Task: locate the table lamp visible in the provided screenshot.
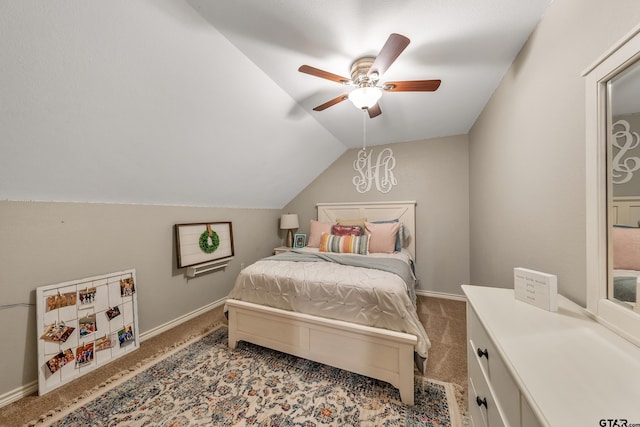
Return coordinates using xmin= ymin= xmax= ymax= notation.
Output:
xmin=280 ymin=214 xmax=299 ymax=247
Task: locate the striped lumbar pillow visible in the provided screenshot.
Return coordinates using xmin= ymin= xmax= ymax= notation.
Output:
xmin=318 ymin=232 xmax=369 ymax=255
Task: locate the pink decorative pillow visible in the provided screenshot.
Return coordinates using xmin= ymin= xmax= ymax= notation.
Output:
xmin=331 ymin=224 xmax=363 ymax=236
xmin=307 ymin=220 xmax=332 ymax=248
xmin=319 ymin=233 xmax=369 ymax=255
xmin=612 ymin=226 xmax=640 ymax=270
xmin=365 ymin=221 xmax=401 ymax=254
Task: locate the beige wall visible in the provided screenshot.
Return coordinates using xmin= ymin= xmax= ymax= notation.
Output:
xmin=284 ymin=135 xmax=470 ymax=297
xmin=0 ymin=201 xmax=281 ymax=396
xmin=469 ymin=0 xmax=640 ymax=305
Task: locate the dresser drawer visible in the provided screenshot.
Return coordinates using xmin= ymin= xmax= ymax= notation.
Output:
xmin=468 ymin=305 xmax=492 ymax=375
xmin=468 ymin=305 xmax=520 ymax=427
xmin=468 ymin=341 xmax=506 ymax=427
xmin=468 ymin=374 xmax=488 ymax=427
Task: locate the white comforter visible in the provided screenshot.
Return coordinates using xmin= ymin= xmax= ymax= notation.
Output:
xmin=225 ymin=248 xmax=431 ymax=361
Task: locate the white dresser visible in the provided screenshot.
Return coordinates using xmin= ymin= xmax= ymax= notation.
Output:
xmin=462 ymin=285 xmax=640 ymax=427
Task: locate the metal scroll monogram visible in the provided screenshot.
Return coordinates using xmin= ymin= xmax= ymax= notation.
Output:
xmin=352 ymin=148 xmax=398 ymax=193
xmin=612 ymin=119 xmax=640 ymax=184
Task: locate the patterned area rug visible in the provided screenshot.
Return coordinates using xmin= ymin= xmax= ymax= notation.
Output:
xmin=39 ymin=325 xmax=461 ymax=426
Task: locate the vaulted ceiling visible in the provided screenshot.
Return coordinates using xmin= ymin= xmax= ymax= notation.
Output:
xmin=189 ymin=0 xmax=554 ymax=148
xmin=1 ymin=1 xmax=553 ymax=209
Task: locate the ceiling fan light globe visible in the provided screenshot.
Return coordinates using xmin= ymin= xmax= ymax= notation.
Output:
xmin=348 ymin=87 xmax=382 ymax=109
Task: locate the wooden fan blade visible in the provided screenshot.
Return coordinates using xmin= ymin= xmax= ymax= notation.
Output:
xmin=298 ymin=65 xmax=350 ymax=85
xmin=369 ymin=33 xmax=410 ymax=77
xmin=312 ymin=94 xmax=349 ymax=111
xmin=383 ymin=80 xmax=442 ymax=92
xmin=367 ymin=103 xmax=382 ymax=118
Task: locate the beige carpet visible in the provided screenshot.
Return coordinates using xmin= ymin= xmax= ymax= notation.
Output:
xmin=0 ymin=295 xmax=467 ymax=426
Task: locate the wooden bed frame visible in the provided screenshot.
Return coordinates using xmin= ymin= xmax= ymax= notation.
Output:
xmin=227 ymin=201 xmax=419 ymax=405
xmin=612 ymin=196 xmax=640 ymax=227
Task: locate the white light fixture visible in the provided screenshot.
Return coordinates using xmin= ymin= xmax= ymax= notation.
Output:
xmin=348 ymin=86 xmax=382 ymax=110
xmin=280 ymin=213 xmax=299 ymax=247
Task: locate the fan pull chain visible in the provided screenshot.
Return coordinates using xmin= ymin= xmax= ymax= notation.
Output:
xmin=362 ymin=109 xmax=367 ymax=151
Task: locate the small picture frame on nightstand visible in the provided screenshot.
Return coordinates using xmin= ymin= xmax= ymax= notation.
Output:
xmin=293 ymin=233 xmax=306 ymax=248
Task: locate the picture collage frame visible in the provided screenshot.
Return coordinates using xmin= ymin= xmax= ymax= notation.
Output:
xmin=36 ymin=269 xmax=139 ymax=395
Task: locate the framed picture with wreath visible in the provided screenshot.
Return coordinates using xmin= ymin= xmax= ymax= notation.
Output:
xmin=175 ymin=222 xmax=234 ymax=268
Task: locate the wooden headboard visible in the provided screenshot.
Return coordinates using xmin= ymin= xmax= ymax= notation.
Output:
xmin=612 ymin=196 xmax=640 ymax=227
xmin=316 ymin=201 xmax=416 ymax=258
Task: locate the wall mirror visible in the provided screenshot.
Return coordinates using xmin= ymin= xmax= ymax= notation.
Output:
xmin=609 ymin=60 xmax=640 ymax=311
xmin=585 ymin=24 xmax=640 ymax=346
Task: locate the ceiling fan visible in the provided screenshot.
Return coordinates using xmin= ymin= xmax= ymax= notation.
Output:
xmin=298 ymin=33 xmax=441 ymax=118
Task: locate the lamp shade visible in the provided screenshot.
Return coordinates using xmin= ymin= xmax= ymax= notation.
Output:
xmin=349 ymin=86 xmax=382 ymax=109
xmin=280 ymin=214 xmax=299 ymax=230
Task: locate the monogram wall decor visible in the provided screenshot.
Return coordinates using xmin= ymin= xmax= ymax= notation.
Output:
xmin=611 ymin=119 xmax=640 ymax=184
xmin=352 ymin=147 xmax=398 ymax=193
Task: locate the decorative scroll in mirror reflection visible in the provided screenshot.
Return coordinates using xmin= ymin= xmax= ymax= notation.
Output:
xmin=608 ymin=59 xmax=640 ymax=312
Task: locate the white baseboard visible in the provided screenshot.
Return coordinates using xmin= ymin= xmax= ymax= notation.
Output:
xmin=140 ymin=297 xmax=226 ymax=342
xmin=0 ymin=381 xmax=37 ymax=408
xmin=416 ymin=289 xmax=467 ymax=302
xmin=0 ymin=298 xmax=227 ymax=409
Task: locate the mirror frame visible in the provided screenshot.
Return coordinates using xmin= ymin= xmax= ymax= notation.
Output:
xmin=585 ymin=23 xmax=640 ymax=346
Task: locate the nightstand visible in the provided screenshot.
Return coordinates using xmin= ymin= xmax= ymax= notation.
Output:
xmin=274 ymin=246 xmax=292 ymax=254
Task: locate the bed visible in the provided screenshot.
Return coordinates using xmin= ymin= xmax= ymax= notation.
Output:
xmin=225 ymin=201 xmax=428 ymax=405
xmin=611 ymin=221 xmax=640 ymax=312
xmin=612 ymin=270 xmax=639 ymax=307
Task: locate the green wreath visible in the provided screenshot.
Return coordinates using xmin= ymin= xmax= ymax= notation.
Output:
xmin=199 ymin=230 xmax=220 ymax=254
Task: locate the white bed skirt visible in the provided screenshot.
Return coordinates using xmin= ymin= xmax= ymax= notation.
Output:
xmin=226 ymin=299 xmax=418 ymax=405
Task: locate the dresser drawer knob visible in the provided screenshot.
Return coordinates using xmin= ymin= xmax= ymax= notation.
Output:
xmin=476 ymin=396 xmax=488 ymax=409
xmin=476 ymin=347 xmax=489 ymax=359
